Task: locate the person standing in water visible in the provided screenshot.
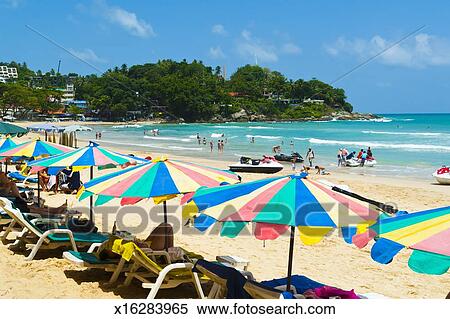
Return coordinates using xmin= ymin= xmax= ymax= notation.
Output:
xmin=209 ymin=141 xmax=213 ymax=152
xmin=337 ymin=149 xmax=343 ymax=167
xmin=306 ymin=148 xmax=315 ymax=167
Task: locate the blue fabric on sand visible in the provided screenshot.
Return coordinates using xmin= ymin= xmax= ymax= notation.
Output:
xmin=261 ymin=275 xmax=325 ymax=294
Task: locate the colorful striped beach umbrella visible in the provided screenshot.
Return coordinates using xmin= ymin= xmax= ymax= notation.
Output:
xmin=353 ymin=206 xmax=450 ymax=275
xmin=184 ymin=173 xmax=380 ymax=291
xmin=27 ymin=141 xmax=146 ymax=174
xmin=0 ymin=139 xmax=73 ymax=204
xmin=28 ymin=141 xmax=148 ymax=220
xmin=78 ymin=157 xmax=240 ymax=204
xmin=78 ymin=157 xmax=240 ymax=249
xmin=0 ymin=139 xmax=72 ymax=158
xmin=0 ymin=137 xmax=16 ymax=152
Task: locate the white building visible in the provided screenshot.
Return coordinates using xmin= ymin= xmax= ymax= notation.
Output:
xmin=0 ymin=65 xmax=18 ymax=80
xmin=303 ymin=98 xmax=325 ymax=104
xmin=59 ymin=84 xmax=75 ymax=102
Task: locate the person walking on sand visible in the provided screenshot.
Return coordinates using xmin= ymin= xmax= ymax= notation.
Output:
xmin=291 ymin=156 xmax=297 ymax=171
xmin=209 ymin=141 xmax=213 ymax=152
xmin=306 ymin=148 xmax=315 ymax=167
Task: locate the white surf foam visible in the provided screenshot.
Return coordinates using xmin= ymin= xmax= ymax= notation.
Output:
xmin=308 ymin=138 xmax=450 ymax=152
xmin=144 ymin=136 xmax=192 ymax=142
xmin=245 ymin=134 xmax=282 ymax=140
xmin=362 ymin=130 xmax=443 ymax=136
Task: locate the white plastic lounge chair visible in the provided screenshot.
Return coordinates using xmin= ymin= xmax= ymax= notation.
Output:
xmin=0 ymin=197 xmax=108 ymax=261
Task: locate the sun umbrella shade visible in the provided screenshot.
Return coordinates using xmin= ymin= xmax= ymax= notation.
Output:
xmin=62 ymin=125 xmax=92 ymax=132
xmin=0 ymin=122 xmax=28 ymax=137
xmin=27 ymin=141 xmax=147 ymax=173
xmin=353 ymin=206 xmax=450 ymax=275
xmin=0 ymin=137 xmax=17 ymax=152
xmin=0 ymin=139 xmax=73 ymax=158
xmin=27 ymin=123 xmax=63 ymax=132
xmin=185 ymin=174 xmax=380 ymax=244
xmin=78 ymin=158 xmax=240 ymax=204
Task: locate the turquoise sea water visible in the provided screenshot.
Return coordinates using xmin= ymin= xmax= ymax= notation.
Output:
xmin=79 ymin=113 xmax=450 ymax=179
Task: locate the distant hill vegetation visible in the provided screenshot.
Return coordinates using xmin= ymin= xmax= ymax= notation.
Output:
xmin=0 ymin=60 xmax=356 ymax=122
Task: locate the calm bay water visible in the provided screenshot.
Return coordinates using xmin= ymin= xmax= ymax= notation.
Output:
xmin=79 ymin=113 xmax=450 ymax=179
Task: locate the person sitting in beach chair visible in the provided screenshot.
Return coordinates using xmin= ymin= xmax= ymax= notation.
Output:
xmin=59 ymin=168 xmax=82 ymax=194
xmin=63 ymin=223 xmax=204 ymax=288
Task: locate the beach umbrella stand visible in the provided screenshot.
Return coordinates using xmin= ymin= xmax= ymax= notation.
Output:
xmin=286 ymin=226 xmax=295 ymax=291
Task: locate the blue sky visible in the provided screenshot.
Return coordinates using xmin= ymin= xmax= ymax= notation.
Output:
xmin=1 ymin=0 xmax=450 ymax=114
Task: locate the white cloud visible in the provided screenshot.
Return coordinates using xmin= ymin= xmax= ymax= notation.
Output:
xmin=281 ymin=42 xmax=301 ymax=54
xmin=237 ymin=30 xmax=278 ymax=63
xmin=212 ymin=24 xmax=227 ymax=36
xmin=105 ymin=6 xmax=155 ymax=38
xmin=209 ymin=46 xmax=226 ymax=59
xmin=325 ymin=33 xmax=450 ymax=68
xmin=68 ymin=48 xmax=106 ymax=63
xmin=92 ymin=0 xmax=155 ymax=38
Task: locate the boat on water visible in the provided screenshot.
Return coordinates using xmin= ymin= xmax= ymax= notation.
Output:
xmin=229 ymin=156 xmax=284 ymax=174
xmin=112 ymin=124 xmax=143 ymax=129
xmin=274 ymin=152 xmax=304 ymax=163
xmin=433 ymin=166 xmax=450 ymax=185
xmin=345 ymin=158 xmax=377 ymax=167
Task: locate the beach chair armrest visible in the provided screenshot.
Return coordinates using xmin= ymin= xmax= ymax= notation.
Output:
xmin=26 ymin=229 xmax=77 ymax=261
xmin=87 ymin=242 xmax=103 ymax=253
xmin=143 ymin=263 xmax=197 ymax=299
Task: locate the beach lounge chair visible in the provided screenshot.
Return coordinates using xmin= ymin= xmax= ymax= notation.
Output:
xmin=99 ymin=240 xmax=206 ymax=299
xmin=63 ymin=224 xmax=204 ymax=286
xmin=8 ymin=171 xmax=38 ymax=184
xmin=0 ymin=197 xmax=108 ymax=261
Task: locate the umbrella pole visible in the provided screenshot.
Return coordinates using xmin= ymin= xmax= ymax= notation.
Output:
xmin=163 ymin=201 xmax=168 ymax=251
xmin=89 ymin=166 xmax=94 ymax=222
xmin=37 ymin=171 xmax=41 ymax=207
xmin=286 ymin=226 xmax=296 ymax=293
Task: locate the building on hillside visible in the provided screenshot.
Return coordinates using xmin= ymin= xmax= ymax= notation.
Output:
xmin=0 ymin=65 xmax=18 ymax=82
xmin=64 ymin=99 xmax=88 ymax=109
xmin=57 ymin=83 xmax=75 ymax=102
xmin=303 ymin=98 xmax=325 ymax=104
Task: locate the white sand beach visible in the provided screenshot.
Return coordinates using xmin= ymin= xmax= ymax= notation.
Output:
xmin=0 ymin=134 xmax=449 ymax=299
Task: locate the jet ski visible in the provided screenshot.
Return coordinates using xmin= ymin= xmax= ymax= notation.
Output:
xmin=433 ymin=166 xmax=450 ymax=185
xmin=274 ymin=152 xmax=304 ymax=163
xmin=345 ymin=158 xmax=377 ymax=167
xmin=229 ymin=156 xmax=284 ymax=174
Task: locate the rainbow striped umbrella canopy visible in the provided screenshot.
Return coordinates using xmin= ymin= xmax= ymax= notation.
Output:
xmin=184 ymin=173 xmax=381 ymax=291
xmin=184 ymin=173 xmax=380 ymax=244
xmin=27 ymin=141 xmax=147 ymax=174
xmin=353 ymin=206 xmax=450 ymax=275
xmin=78 ymin=157 xmax=240 ymax=206
xmin=0 ymin=137 xmax=16 ymax=153
xmin=0 ymin=139 xmax=73 ymax=158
